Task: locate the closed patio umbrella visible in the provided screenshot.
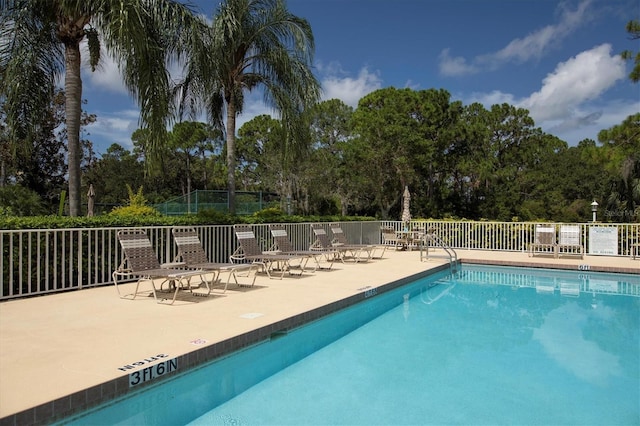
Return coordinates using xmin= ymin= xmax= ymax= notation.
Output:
xmin=401 ymin=185 xmax=411 ymax=224
xmin=87 ymin=184 xmax=95 ymax=217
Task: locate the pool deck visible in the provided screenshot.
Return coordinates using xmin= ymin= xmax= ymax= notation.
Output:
xmin=1 ymin=249 xmax=638 ymax=425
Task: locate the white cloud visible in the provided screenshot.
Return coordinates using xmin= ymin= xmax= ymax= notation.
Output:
xmin=85 ymin=110 xmax=140 ymax=151
xmin=544 ymin=101 xmax=639 ymax=144
xmin=438 ymin=49 xmax=478 ymax=77
xmin=466 ymin=90 xmax=516 ymax=107
xmin=320 ymin=66 xmax=383 ymax=107
xmin=439 ymin=0 xmax=592 ymax=76
xmin=80 ymin=41 xmax=128 ymax=95
xmin=547 ymin=111 xmax=602 ymax=133
xmin=461 ymin=44 xmax=633 ymax=145
xmin=404 ymin=79 xmax=420 ymax=90
xmin=520 ymin=44 xmax=626 ymax=123
xmin=482 ymin=0 xmax=591 ymax=66
xmin=533 ymin=303 xmax=622 ymax=386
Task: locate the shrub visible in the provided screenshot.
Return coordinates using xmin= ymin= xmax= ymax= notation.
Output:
xmin=197 ymin=208 xmax=235 ymax=225
xmin=109 ymin=185 xmax=160 ymax=217
xmin=252 ymin=207 xmax=286 ymax=223
xmin=0 ymin=185 xmax=47 ymax=216
xmin=109 ymin=204 xmax=161 ymax=217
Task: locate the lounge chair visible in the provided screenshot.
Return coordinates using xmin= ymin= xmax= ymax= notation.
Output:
xmin=172 ymin=227 xmax=258 ymax=292
xmin=529 ymin=224 xmax=557 ymax=257
xmin=113 ymin=229 xmax=208 ymax=304
xmin=329 ymin=223 xmax=381 ymax=259
xmin=557 ymin=224 xmax=583 ymax=259
xmin=381 ymin=226 xmax=406 ymax=251
xmin=310 ymin=223 xmax=368 ymax=263
xmin=231 ymin=225 xmax=313 ymax=279
xmin=269 ymin=224 xmax=335 ymax=270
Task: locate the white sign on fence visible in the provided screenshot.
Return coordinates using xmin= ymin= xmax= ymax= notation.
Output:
xmin=588 ymin=226 xmax=618 ymax=255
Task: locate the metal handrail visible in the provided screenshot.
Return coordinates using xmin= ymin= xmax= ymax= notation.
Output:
xmin=420 ymin=230 xmax=458 ymax=271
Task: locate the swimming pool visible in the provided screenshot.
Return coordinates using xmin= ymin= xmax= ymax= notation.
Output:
xmin=63 ymin=265 xmax=640 ymax=425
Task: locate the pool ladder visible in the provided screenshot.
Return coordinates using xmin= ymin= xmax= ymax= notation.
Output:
xmin=420 ymin=231 xmax=459 ymax=272
xmin=420 ymin=269 xmax=465 ymax=305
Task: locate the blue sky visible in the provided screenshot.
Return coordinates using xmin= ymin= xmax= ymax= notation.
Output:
xmin=81 ymin=0 xmax=640 ymax=155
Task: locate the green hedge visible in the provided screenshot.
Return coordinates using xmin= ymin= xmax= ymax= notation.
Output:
xmin=0 ymin=208 xmax=376 ymax=230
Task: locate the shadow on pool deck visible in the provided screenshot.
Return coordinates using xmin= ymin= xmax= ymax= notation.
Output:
xmin=0 ymin=249 xmax=638 ymax=425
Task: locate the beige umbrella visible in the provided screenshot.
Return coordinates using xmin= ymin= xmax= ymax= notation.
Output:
xmin=87 ymin=184 xmax=95 ymax=217
xmin=401 ymin=185 xmax=411 ymax=224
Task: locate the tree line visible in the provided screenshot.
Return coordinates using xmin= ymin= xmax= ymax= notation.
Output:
xmin=8 ymin=87 xmax=635 ymax=223
xmin=109 ymin=92 xmax=640 ymax=222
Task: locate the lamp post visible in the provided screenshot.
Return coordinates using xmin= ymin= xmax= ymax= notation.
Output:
xmin=591 ymin=200 xmax=598 ymax=222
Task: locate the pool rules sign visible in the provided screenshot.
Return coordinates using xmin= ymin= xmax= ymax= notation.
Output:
xmin=589 ymin=226 xmax=618 ymax=255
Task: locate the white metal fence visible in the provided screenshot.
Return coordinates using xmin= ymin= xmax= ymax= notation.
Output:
xmin=1 ymin=221 xmax=638 ymax=300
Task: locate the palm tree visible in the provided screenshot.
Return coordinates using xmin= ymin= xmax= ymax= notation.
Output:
xmin=177 ymin=0 xmax=320 ymax=214
xmin=0 ymin=0 xmax=205 ymax=216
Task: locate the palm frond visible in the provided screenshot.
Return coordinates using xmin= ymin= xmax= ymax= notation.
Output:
xmin=96 ymin=0 xmax=205 ymax=158
xmin=0 ymin=0 xmax=64 ymax=146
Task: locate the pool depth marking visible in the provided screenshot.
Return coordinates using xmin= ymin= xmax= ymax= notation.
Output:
xmin=117 ymin=354 xmax=171 ymax=372
xmin=116 ymin=354 xmax=179 ymax=387
xmin=357 ymin=285 xmax=378 ymax=298
xmin=128 ymin=357 xmax=178 ymax=387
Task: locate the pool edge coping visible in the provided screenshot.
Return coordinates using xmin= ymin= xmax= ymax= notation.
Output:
xmin=460 ymin=258 xmax=640 ymax=275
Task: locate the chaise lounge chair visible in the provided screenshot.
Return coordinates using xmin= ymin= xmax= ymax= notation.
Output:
xmin=381 ymin=226 xmax=407 ymax=251
xmin=269 ymin=224 xmax=335 ymax=270
xmin=310 ymin=223 xmax=368 ymax=263
xmin=172 ymin=227 xmax=258 ymax=292
xmin=557 ymin=224 xmax=583 ymax=259
xmin=529 ymin=224 xmax=557 ymax=257
xmin=113 ymin=229 xmax=209 ymax=305
xmin=231 ymin=225 xmax=313 ymax=279
xmin=329 ymin=223 xmax=382 ymax=259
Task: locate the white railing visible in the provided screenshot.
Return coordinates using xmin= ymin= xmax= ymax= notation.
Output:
xmin=389 ymin=221 xmax=639 ymax=255
xmin=1 ymin=221 xmax=638 ymax=300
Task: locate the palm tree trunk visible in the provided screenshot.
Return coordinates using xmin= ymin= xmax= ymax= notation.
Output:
xmin=226 ymin=103 xmax=237 ymax=215
xmin=201 ymin=152 xmax=208 ymax=189
xmin=341 ymin=196 xmax=348 ymax=216
xmin=65 ymin=41 xmax=83 ymax=216
xmin=186 ymin=155 xmax=192 ymax=213
xmin=0 ymin=159 xmax=5 ymax=187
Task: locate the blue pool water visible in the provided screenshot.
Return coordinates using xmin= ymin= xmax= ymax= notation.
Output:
xmin=65 ymin=265 xmax=640 ymax=425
